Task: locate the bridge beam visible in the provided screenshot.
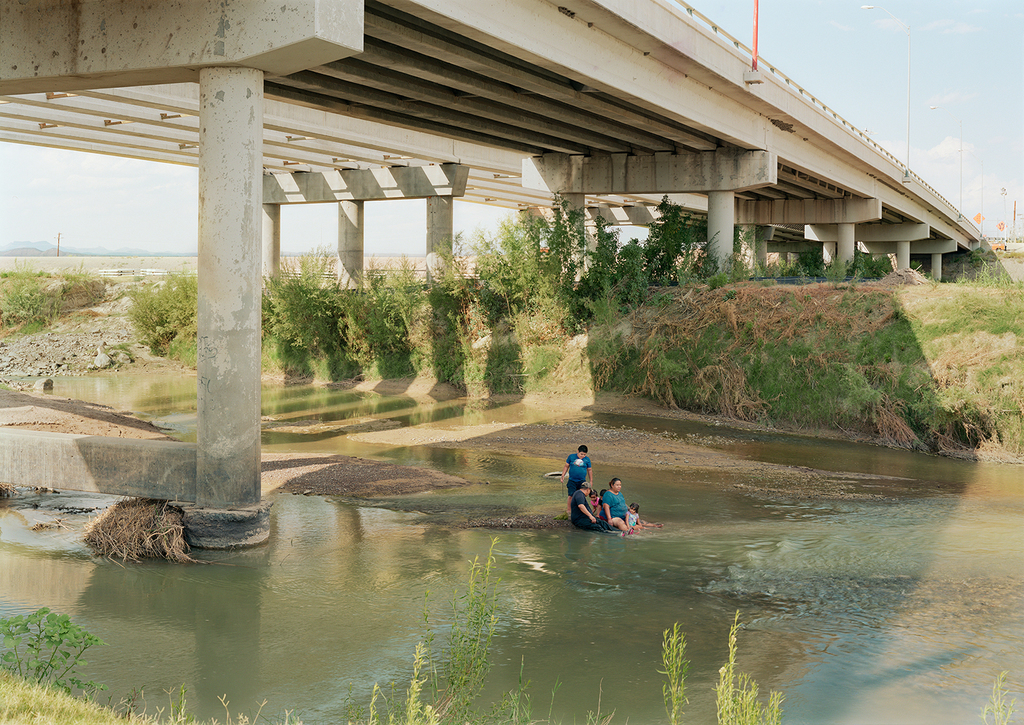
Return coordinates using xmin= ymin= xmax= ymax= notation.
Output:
xmin=585 ymin=205 xmax=657 ymax=226
xmin=263 ymin=165 xmax=470 ymax=204
xmin=0 ymin=1 xmax=363 ymax=95
xmin=523 ymin=150 xmax=778 ymax=196
xmin=736 ymin=198 xmax=882 ymax=226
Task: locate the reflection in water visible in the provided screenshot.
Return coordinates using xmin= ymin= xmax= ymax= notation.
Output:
xmin=0 ymin=376 xmax=1020 ymax=723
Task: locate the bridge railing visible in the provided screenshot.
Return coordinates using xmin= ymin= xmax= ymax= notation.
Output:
xmin=669 ymin=1 xmax=971 ymax=228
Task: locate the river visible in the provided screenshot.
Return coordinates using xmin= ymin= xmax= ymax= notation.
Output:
xmin=1 ymin=374 xmax=1021 ymax=724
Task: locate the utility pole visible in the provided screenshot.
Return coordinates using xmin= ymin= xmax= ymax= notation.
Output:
xmin=56 ymin=232 xmax=61 ymax=258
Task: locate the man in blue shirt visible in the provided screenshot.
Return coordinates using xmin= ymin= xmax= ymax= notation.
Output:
xmin=560 ymin=444 xmax=592 ymax=514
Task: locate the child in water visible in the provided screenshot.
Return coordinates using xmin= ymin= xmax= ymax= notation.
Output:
xmin=627 ymin=502 xmax=663 ymax=530
xmin=596 ymin=489 xmax=608 ymax=520
xmin=589 ymin=488 xmax=602 ymax=513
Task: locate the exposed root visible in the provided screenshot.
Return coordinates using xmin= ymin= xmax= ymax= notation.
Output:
xmin=84 ymin=498 xmax=197 ymax=563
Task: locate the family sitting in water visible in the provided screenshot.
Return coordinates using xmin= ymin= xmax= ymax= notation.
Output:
xmin=561 ymin=445 xmax=661 ymax=535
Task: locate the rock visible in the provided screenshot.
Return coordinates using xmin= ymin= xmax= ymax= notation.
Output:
xmin=93 ymin=342 xmax=111 ymax=369
xmin=33 ymin=378 xmax=54 ymax=391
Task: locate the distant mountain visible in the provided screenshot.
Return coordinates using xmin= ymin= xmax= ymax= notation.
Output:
xmin=0 ymin=241 xmax=195 ymax=257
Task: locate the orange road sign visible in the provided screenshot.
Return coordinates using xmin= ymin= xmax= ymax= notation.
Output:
xmin=997 ymin=222 xmax=1006 ymax=232
xmin=974 ymin=213 xmax=984 ymax=224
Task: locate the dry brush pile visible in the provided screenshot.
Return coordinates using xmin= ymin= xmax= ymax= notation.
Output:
xmin=84 ymin=498 xmax=196 ymax=563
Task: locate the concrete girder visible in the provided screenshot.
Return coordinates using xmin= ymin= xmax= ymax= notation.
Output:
xmin=263 ymin=165 xmax=469 ymax=203
xmin=355 ymin=38 xmax=677 ymax=153
xmin=586 ymin=205 xmax=656 ymax=226
xmin=767 ymin=242 xmax=823 ymax=254
xmin=76 ymin=85 xmax=530 ymax=174
xmin=806 ymin=223 xmax=931 ymax=243
xmin=0 ymin=1 xmax=363 ymax=95
xmin=736 ymin=198 xmax=882 ymax=226
xmin=271 ymin=72 xmax=589 ymax=155
xmin=523 ymin=150 xmax=778 ymax=196
xmin=861 ymin=239 xmax=957 ymax=255
xmin=311 ymin=59 xmax=634 ymax=154
xmin=361 ymin=8 xmax=718 ymax=152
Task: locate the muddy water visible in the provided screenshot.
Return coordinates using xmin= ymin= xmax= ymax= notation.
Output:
xmin=1 ymin=374 xmax=1022 ymax=724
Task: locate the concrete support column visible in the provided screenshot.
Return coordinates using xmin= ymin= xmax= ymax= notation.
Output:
xmin=426 ymin=195 xmax=454 ymax=282
xmin=897 ymin=241 xmax=911 ymax=270
xmin=262 ymin=204 xmax=281 ymax=279
xmin=754 ymin=226 xmax=768 ymax=270
xmin=707 ymin=190 xmax=735 ymax=271
xmin=196 ymin=66 xmax=263 ymax=511
xmin=338 ymin=200 xmax=364 ymax=289
xmin=837 ymin=222 xmax=856 ymax=268
xmin=931 ymin=253 xmax=943 ymax=281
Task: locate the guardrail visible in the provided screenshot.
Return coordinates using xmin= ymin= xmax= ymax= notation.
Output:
xmin=669 ymin=1 xmax=973 ymax=231
xmin=97 ymin=268 xmax=171 ymax=277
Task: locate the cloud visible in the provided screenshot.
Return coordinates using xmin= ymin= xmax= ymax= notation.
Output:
xmin=828 ymin=20 xmax=854 ymax=32
xmin=922 ymin=19 xmax=982 ymax=34
xmin=926 ymin=91 xmax=981 ymax=107
xmin=926 ymin=137 xmax=963 ymax=162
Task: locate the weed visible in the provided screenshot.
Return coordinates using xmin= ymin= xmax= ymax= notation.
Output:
xmin=715 ymin=613 xmax=784 ymax=725
xmin=0 ymin=608 xmax=107 ymax=697
xmin=660 ymin=623 xmax=689 ymax=725
xmin=982 ymin=671 xmax=1017 ymax=725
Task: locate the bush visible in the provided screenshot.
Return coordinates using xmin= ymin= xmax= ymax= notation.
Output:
xmin=0 ymin=608 xmax=106 ymax=697
xmin=128 ymin=273 xmax=198 ymax=360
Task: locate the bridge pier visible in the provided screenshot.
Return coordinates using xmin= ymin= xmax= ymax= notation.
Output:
xmin=837 ymin=223 xmax=856 ymax=267
xmin=262 ymin=204 xmax=282 ymax=280
xmin=339 ymin=200 xmax=365 ymax=289
xmin=196 ymin=66 xmax=264 ymax=524
xmin=708 ymin=191 xmax=736 ymax=270
xmin=426 ymin=195 xmax=455 ymax=282
xmin=932 ymin=253 xmax=943 ymax=281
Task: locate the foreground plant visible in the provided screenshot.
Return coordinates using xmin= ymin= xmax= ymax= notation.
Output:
xmin=715 ymin=613 xmax=783 ymax=725
xmin=0 ymin=607 xmax=107 ymax=697
xmin=660 ymin=623 xmax=689 ymax=725
xmin=982 ymin=671 xmax=1017 ymax=725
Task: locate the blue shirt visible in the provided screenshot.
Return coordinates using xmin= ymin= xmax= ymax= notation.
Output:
xmin=566 ymin=454 xmax=591 ymax=483
xmin=602 ymin=490 xmax=627 ymax=520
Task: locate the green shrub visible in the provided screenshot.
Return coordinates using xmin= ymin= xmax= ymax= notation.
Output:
xmin=128 ymin=273 xmax=198 ymax=359
xmin=0 ymin=608 xmax=106 ymax=697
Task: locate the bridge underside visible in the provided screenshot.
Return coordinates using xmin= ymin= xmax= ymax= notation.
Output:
xmin=0 ymin=0 xmax=980 ymax=545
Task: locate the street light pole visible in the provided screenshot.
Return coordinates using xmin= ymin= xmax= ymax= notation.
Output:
xmin=930 ymin=105 xmax=963 ymax=220
xmin=862 ymin=5 xmax=912 ymax=182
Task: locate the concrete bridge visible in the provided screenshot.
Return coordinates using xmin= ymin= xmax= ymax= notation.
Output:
xmin=0 ymin=0 xmax=980 ymax=546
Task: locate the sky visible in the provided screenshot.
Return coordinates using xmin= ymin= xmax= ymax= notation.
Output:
xmin=0 ymin=0 xmax=1021 ymax=255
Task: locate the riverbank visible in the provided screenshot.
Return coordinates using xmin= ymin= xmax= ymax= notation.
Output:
xmin=3 ymin=261 xmax=1022 ymax=470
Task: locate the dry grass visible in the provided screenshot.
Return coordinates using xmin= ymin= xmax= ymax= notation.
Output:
xmin=597 ymin=283 xmax=901 ymax=424
xmin=0 ymin=482 xmax=16 ymax=498
xmin=83 ymin=498 xmax=197 ymax=563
